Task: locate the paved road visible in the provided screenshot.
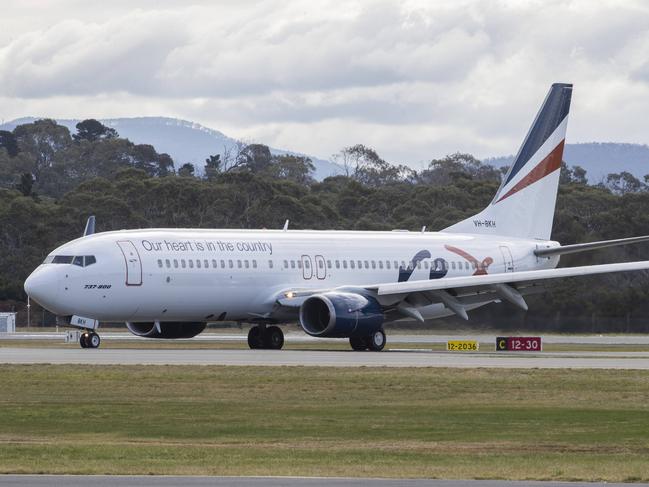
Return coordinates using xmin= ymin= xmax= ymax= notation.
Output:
xmin=3 ymin=331 xmax=649 ymax=344
xmin=2 ymin=347 xmax=649 ymax=368
xmin=1 ymin=476 xmax=647 ymax=487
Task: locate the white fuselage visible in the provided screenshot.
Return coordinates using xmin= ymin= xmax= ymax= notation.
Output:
xmin=25 ymin=229 xmax=560 ymax=324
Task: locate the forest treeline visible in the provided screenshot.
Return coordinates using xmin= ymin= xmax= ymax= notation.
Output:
xmin=2 ymin=118 xmax=649 ymax=331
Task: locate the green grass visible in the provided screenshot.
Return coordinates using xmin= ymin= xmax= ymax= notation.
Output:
xmin=1 ymin=365 xmax=649 ymax=480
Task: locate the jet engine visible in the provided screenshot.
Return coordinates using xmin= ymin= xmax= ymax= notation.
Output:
xmin=126 ymin=321 xmax=207 ymax=339
xmin=299 ymin=291 xmax=384 ymax=338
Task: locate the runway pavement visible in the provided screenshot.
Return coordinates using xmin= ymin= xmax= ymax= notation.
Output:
xmin=3 ymin=331 xmax=649 ymax=344
xmin=1 ymin=477 xmax=648 ymax=487
xmin=2 ymin=347 xmax=649 ymax=368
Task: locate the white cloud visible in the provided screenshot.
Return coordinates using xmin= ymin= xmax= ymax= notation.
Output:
xmin=1 ymin=0 xmax=649 ymax=163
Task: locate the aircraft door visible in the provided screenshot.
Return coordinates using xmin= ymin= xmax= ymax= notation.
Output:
xmin=117 ymin=240 xmax=143 ymax=286
xmin=301 ymin=255 xmax=313 ymax=280
xmin=315 ymin=255 xmax=326 ymax=280
xmin=499 ymin=245 xmax=514 ymax=272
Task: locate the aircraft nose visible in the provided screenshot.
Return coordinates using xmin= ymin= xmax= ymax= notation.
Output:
xmin=24 ymin=267 xmax=60 ymax=310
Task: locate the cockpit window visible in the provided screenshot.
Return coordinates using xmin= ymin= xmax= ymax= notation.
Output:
xmin=46 ymin=255 xmax=97 ymax=267
xmin=51 ymin=255 xmax=74 ymax=264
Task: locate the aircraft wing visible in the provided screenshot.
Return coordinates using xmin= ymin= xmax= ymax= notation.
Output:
xmin=365 ymin=260 xmax=649 ymax=321
xmin=371 ymin=260 xmax=649 ymax=296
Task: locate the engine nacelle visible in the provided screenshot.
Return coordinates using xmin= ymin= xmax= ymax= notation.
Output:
xmin=299 ymin=291 xmax=384 ymax=338
xmin=126 ymin=321 xmax=206 ymax=339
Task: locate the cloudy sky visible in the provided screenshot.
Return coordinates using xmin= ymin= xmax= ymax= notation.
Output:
xmin=1 ymin=0 xmax=649 ymax=166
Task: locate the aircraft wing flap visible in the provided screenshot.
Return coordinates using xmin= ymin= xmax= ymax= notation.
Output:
xmin=372 ymin=260 xmax=649 ymax=296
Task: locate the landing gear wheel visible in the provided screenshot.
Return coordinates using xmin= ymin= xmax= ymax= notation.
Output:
xmin=264 ymin=326 xmax=284 ymax=350
xmin=79 ymin=333 xmax=89 ymax=348
xmin=247 ymin=326 xmax=264 ymax=349
xmin=367 ymin=329 xmax=386 ymax=352
xmin=89 ymin=332 xmax=101 ymax=349
xmin=349 ymin=335 xmax=368 ymax=351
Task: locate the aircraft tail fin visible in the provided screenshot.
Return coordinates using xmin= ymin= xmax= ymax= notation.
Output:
xmin=443 ymin=83 xmax=573 ymax=240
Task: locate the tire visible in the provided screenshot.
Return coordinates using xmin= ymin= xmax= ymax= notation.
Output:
xmin=80 ymin=333 xmax=89 ymax=348
xmin=89 ymin=333 xmax=101 ymax=349
xmin=247 ymin=326 xmax=263 ymax=349
xmin=349 ymin=335 xmax=368 ymax=351
xmin=367 ymin=329 xmax=386 ymax=352
xmin=265 ymin=326 xmax=284 ymax=350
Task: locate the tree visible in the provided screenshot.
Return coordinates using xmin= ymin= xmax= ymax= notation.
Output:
xmin=418 ymin=153 xmax=500 ymax=186
xmin=15 ymin=173 xmax=34 ymax=197
xmin=602 ymin=171 xmax=644 ymax=195
xmin=265 ymin=155 xmax=315 ymax=184
xmin=13 ymin=119 xmax=72 ymax=182
xmin=73 ymin=119 xmax=118 ymax=142
xmin=0 ymin=130 xmax=19 ymax=157
xmin=204 ymin=154 xmax=221 ymax=180
xmin=178 ymin=163 xmax=195 ymax=177
xmin=332 ymin=144 xmax=410 ymax=186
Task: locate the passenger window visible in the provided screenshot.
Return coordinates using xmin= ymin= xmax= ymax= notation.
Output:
xmin=343 ymin=260 xmax=348 ymax=269
xmin=85 ymin=256 xmax=96 ymax=266
xmin=304 ymin=260 xmax=310 ymax=269
xmin=350 ymin=260 xmax=355 ymax=269
xmin=364 ymin=260 xmax=369 ymax=269
xmin=197 ymin=260 xmax=202 ymax=269
xmin=157 ymin=259 xmax=163 ymax=268
xmin=417 ymin=261 xmax=422 ymax=269
xmin=73 ymin=256 xmax=84 ymax=267
xmin=357 ymin=260 xmax=362 ymax=269
xmin=451 ymin=262 xmax=456 ymax=270
xmin=244 ymin=260 xmax=249 ymax=269
xmin=335 ymin=260 xmax=340 ymax=269
xmin=424 ymin=261 xmax=429 ymax=269
xmin=298 ymin=260 xmax=303 ymax=269
xmin=371 ymin=261 xmax=376 ymax=269
xmin=378 ymin=261 xmax=383 ymax=269
xmin=253 ymin=260 xmax=257 ymax=269
xmin=290 ymin=260 xmax=295 ymax=269
xmin=228 ymin=259 xmax=233 ymax=269
xmin=221 ymin=260 xmax=226 ymax=268
xmin=204 ymin=259 xmax=209 ymax=268
xmin=237 ymin=260 xmax=242 ymax=269
xmin=188 ymin=260 xmax=194 ymax=269
xmin=386 ymin=261 xmax=391 ymax=269
xmin=181 ymin=259 xmax=186 ymax=268
xmin=465 ymin=262 xmax=470 ymax=270
xmin=395 ymin=261 xmax=399 ymax=269
xmin=165 ymin=259 xmax=171 ymax=268
xmin=212 ymin=259 xmax=217 ymax=268
xmin=268 ymin=260 xmax=273 ymax=269
xmin=283 ymin=260 xmax=288 ymax=269
xmin=318 ymin=260 xmax=324 ymax=269
xmin=173 ymin=259 xmax=179 ymax=269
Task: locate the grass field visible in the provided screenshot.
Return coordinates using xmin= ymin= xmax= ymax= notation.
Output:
xmin=1 ymin=365 xmax=649 ymax=481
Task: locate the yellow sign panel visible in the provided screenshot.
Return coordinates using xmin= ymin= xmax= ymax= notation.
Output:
xmin=446 ymin=340 xmax=479 ymax=352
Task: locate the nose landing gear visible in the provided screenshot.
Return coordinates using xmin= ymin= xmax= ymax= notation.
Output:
xmin=80 ymin=331 xmax=101 ymax=349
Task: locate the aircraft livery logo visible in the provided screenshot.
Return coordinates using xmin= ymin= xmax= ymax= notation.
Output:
xmin=445 ymin=245 xmax=493 ymax=275
xmin=397 ymin=245 xmax=494 ymax=282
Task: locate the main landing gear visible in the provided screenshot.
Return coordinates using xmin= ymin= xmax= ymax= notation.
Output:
xmin=349 ymin=329 xmax=386 ymax=352
xmin=80 ymin=331 xmax=101 ymax=349
xmin=248 ymin=325 xmax=284 ymax=350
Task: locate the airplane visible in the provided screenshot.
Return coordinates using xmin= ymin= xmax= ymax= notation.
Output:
xmin=24 ymin=83 xmax=649 ymax=350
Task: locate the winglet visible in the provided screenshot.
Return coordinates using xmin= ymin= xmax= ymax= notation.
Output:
xmin=83 ymin=216 xmax=96 ymax=236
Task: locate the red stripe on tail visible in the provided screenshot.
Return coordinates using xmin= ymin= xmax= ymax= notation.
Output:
xmin=496 ymin=140 xmax=565 ymax=203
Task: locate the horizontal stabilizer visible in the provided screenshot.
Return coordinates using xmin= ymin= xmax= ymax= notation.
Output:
xmin=535 ymin=235 xmax=649 ymax=257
